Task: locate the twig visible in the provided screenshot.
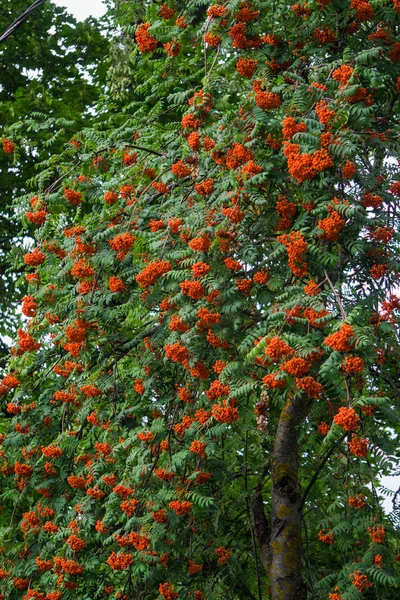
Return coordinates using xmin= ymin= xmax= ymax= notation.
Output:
xmin=44 ymin=161 xmax=81 ymax=195
xmin=324 ymin=269 xmax=346 ymax=320
xmin=206 ymin=44 xmax=221 ymax=81
xmin=31 ymin=355 xmax=63 ymax=392
xmin=0 ymin=0 xmax=46 ymax=44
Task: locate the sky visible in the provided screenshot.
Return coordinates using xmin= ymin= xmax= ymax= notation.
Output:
xmin=52 ymin=0 xmax=107 ymax=20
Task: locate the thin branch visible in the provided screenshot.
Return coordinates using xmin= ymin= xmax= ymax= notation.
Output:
xmin=324 ymin=269 xmax=347 ymax=320
xmin=244 ymin=430 xmax=263 ymax=600
xmin=300 ymin=433 xmax=346 ymax=508
xmin=0 ymin=0 xmax=47 ymax=45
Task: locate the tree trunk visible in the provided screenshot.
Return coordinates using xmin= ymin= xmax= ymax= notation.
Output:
xmin=269 ymin=393 xmax=312 ymax=600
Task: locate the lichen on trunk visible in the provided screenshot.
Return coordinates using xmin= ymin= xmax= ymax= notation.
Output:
xmin=269 ymin=394 xmax=313 ymax=600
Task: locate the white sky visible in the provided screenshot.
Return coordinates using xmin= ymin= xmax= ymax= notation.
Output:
xmin=52 ymin=0 xmax=107 ymax=20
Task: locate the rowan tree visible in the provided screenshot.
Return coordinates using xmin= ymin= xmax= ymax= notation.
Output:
xmin=1 ymin=1 xmax=400 ymax=600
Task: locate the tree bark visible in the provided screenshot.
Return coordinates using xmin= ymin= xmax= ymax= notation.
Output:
xmin=269 ymin=393 xmax=313 ymax=600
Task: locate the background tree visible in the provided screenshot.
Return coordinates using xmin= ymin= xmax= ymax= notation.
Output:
xmin=0 ymin=0 xmax=108 ymax=362
xmin=0 ymin=1 xmax=400 ymax=600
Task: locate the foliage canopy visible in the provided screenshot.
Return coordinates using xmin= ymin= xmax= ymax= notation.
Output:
xmin=0 ymin=1 xmax=400 ymax=599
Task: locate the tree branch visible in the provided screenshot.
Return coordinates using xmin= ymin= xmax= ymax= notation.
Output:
xmin=300 ymin=433 xmax=346 ymax=509
xmin=0 ymin=0 xmax=47 ymax=45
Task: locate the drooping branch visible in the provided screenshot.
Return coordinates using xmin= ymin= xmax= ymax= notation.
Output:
xmin=0 ymin=0 xmax=47 ymax=45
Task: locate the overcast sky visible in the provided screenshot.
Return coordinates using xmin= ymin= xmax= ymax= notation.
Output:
xmin=53 ymin=0 xmax=107 ymax=20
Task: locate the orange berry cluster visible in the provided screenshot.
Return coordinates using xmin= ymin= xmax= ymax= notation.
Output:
xmin=212 ymin=401 xmax=239 ymax=423
xmin=370 ymin=264 xmax=388 ymax=280
xmin=341 ymin=160 xmax=356 ymax=179
xmin=120 ymin=499 xmax=139 ymax=516
xmin=253 ymin=269 xmax=268 ymax=284
xmin=67 ymin=535 xmax=85 ymax=551
xmin=106 ymin=551 xmax=133 ymax=570
xmin=122 ymin=151 xmax=137 ymax=166
xmin=282 ymin=116 xmax=306 ymax=139
xmin=26 ymin=209 xmax=47 ymax=225
xmin=317 ymin=422 xmax=330 ymax=436
xmin=159 ymin=582 xmax=179 ymax=600
xmin=318 ymin=530 xmax=334 ymax=544
xmin=333 ymin=407 xmax=360 ymax=431
xmin=350 ymin=0 xmax=375 ymax=21
xmin=2 ymin=138 xmax=15 ymax=153
xmin=348 ymin=494 xmax=366 ymax=509
xmin=253 ymin=81 xmax=281 ymax=110
xmin=187 ymin=132 xmax=200 ymax=150
xmin=171 ymin=160 xmax=191 ymax=177
xmin=318 ymin=209 xmax=345 ymax=242
xmin=228 ymin=22 xmax=261 ymax=49
xmin=21 ymin=295 xmax=37 ymax=317
xmin=342 ymin=355 xmax=364 ymax=374
xmin=136 ymin=260 xmax=172 ymax=288
xmin=194 ymin=178 xmax=214 ymax=196
xmin=315 ymin=101 xmax=335 ymax=126
xmin=368 ymin=525 xmax=385 ymax=543
xmin=296 ymin=376 xmax=324 ymax=398
xmin=284 ymin=142 xmax=333 ymax=182
xmin=206 ymin=380 xmax=230 ymax=400
xmin=324 ymin=323 xmax=354 ymax=352
xmin=204 ymin=32 xmax=221 ymax=47
xmin=41 ymin=445 xmax=62 ymax=458
xmin=159 ymin=4 xmax=175 ymax=19
xmin=54 ymin=557 xmax=84 ymax=574
xmin=70 ymin=259 xmax=94 ymax=279
xmin=280 ymin=357 xmax=310 ymax=377
xmin=109 ymin=277 xmax=126 ymax=293
xmin=135 ymin=23 xmax=157 ymax=53
xmin=81 ymin=384 xmax=103 ymax=397
xmin=169 ymin=315 xmax=189 ymax=332
xmin=179 ymin=280 xmax=205 ymax=299
xmin=16 ymin=329 xmax=40 ymax=354
xmin=347 ymin=434 xmax=368 ymax=457
xmin=278 ymin=231 xmax=308 ymax=278
xmin=164 ymin=41 xmax=181 ymax=57
xmin=332 ymin=65 xmax=354 ymax=84
xmin=196 ymin=308 xmax=220 ymax=328
xmin=265 ymin=337 xmax=293 ymax=361
xmin=181 ymin=113 xmax=201 ymax=129
xmin=189 ymin=440 xmax=207 ymax=458
xmin=241 ymin=160 xmax=263 ymax=177
xmin=236 ymin=58 xmax=258 ymax=78
xmin=64 ymin=188 xmax=82 ymax=205
xmin=169 ymin=500 xmax=193 ymax=515
xmin=236 ymin=279 xmax=252 ymax=295
xmin=350 ymin=571 xmax=372 ymax=592
xmin=207 ymin=5 xmax=227 ymax=18
xmin=188 ymin=234 xmax=211 ymax=252
xmin=24 ymin=247 xmax=46 ymax=266
xmin=67 ymin=475 xmax=86 ymax=489
xmin=226 ymin=143 xmax=253 ymax=169
xmin=215 ymin=546 xmax=230 ymax=564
